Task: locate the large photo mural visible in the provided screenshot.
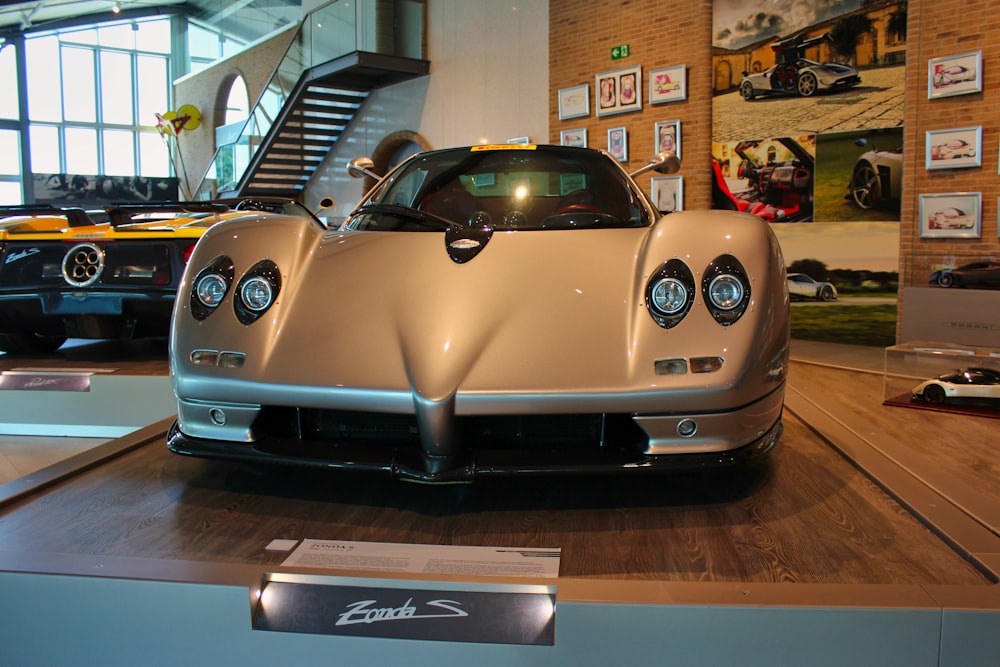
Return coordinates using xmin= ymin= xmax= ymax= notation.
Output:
xmin=713 ymin=0 xmax=907 ymax=345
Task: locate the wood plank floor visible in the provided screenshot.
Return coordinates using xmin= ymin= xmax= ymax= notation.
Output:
xmin=0 ymin=406 xmax=988 ymax=585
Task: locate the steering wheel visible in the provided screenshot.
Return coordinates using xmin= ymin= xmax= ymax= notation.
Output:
xmin=553 ymin=203 xmax=607 ymax=215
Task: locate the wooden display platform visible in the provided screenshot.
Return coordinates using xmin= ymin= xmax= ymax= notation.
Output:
xmin=0 ymin=355 xmax=997 ymax=665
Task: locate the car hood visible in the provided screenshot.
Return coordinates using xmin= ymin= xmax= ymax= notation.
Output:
xmin=0 ymin=211 xmax=245 ymax=240
xmin=173 ymin=211 xmax=789 ymax=409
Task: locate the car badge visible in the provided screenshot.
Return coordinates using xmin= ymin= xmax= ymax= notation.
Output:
xmin=444 ymin=216 xmax=493 ymax=264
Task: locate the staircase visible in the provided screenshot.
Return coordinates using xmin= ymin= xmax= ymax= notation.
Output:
xmin=232 ymin=51 xmax=428 ymax=199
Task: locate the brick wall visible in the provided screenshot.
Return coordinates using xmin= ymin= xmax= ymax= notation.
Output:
xmin=549 ymin=0 xmax=713 ymax=208
xmin=900 ymin=0 xmax=1000 ymax=313
xmin=551 ymin=0 xmax=1000 ymax=343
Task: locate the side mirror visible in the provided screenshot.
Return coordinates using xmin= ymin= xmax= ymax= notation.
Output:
xmin=347 ymin=157 xmax=380 ymax=180
xmin=629 ymin=152 xmax=681 ymax=179
xmin=855 ymin=138 xmax=869 ymax=148
xmin=312 ymin=196 xmax=334 ymax=216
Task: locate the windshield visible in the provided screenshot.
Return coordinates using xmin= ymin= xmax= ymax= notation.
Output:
xmin=346 ymin=145 xmax=651 ymax=232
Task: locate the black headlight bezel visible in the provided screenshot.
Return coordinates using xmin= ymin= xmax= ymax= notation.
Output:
xmin=645 ymin=259 xmax=696 ymax=329
xmin=702 ymin=254 xmax=751 ymax=326
xmin=234 ymin=259 xmax=281 ymax=325
xmin=189 ymin=255 xmax=234 ymax=321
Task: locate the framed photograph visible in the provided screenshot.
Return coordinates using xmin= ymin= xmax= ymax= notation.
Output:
xmin=651 ymin=175 xmax=683 ymax=214
xmin=928 ymin=51 xmax=982 ymax=99
xmin=649 ymin=65 xmax=686 ymax=104
xmin=607 ymin=127 xmax=627 ymax=162
xmin=596 ymin=65 xmax=642 ymax=117
xmin=654 ymin=120 xmax=681 ymax=158
xmin=926 ymin=127 xmax=981 ymax=170
xmin=559 ymin=128 xmax=587 ymax=148
xmin=919 ymin=192 xmax=981 ymax=238
xmin=506 ymin=136 xmax=529 ymax=144
xmin=557 ymin=84 xmax=590 ymax=120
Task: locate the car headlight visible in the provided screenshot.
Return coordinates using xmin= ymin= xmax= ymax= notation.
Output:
xmin=234 ymin=259 xmax=281 ymax=324
xmin=708 ymin=274 xmax=744 ymax=310
xmin=189 ymin=255 xmax=234 ymax=321
xmin=646 ymin=259 xmax=695 ymax=329
xmin=702 ymin=255 xmax=751 ymax=326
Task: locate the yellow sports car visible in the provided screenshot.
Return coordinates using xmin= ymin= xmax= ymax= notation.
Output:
xmin=0 ymin=199 xmax=319 ymax=354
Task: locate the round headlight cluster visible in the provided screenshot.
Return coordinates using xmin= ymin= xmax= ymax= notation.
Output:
xmin=702 ymin=255 xmax=751 ymax=325
xmin=234 ymin=259 xmax=281 ymax=324
xmin=189 ymin=255 xmax=234 ymax=321
xmin=651 ymin=278 xmax=688 ymax=316
xmin=196 ymin=273 xmax=229 ymax=308
xmin=240 ymin=276 xmax=274 ymax=312
xmin=708 ymin=274 xmax=744 ymax=311
xmin=645 ymin=259 xmax=695 ymax=329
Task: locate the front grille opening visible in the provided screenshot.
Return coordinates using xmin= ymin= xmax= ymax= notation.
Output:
xmin=252 ymin=407 xmax=648 ymax=452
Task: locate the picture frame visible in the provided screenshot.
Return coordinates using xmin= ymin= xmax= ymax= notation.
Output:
xmin=651 ymin=175 xmax=683 ymax=214
xmin=649 ymin=64 xmax=686 ymax=105
xmin=557 ymin=84 xmax=590 ymax=120
xmin=919 ymin=192 xmax=981 ymax=238
xmin=928 ymin=51 xmax=982 ymax=99
xmin=596 ymin=65 xmax=642 ymax=117
xmin=654 ymin=120 xmax=681 ymax=158
xmin=607 ymin=127 xmax=628 ymax=162
xmin=559 ymin=128 xmax=587 ymax=148
xmin=506 ymin=136 xmax=530 ymax=144
xmin=925 ymin=127 xmax=982 ymax=170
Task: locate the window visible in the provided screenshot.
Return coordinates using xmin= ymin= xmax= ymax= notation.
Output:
xmin=25 ymin=17 xmax=173 ymax=179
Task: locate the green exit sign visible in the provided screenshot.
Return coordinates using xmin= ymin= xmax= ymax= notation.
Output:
xmin=611 ymin=44 xmax=631 ymax=60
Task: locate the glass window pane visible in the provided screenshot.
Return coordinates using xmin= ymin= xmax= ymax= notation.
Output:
xmin=0 ymin=45 xmax=18 ymax=120
xmin=29 ymin=125 xmax=61 ymax=173
xmin=26 ymin=36 xmax=62 ymax=122
xmin=103 ymin=129 xmax=135 ymax=176
xmin=138 ymin=131 xmax=169 ymax=177
xmin=98 ymin=23 xmax=135 ymax=50
xmin=134 ymin=19 xmax=171 ymax=54
xmin=61 ymin=46 xmax=96 ymax=122
xmin=0 ymin=130 xmax=21 ymax=176
xmin=65 ymin=127 xmax=98 ymax=174
xmin=100 ymin=51 xmax=134 ymax=125
xmin=60 ymin=28 xmax=97 ymax=45
xmin=0 ymin=181 xmax=23 ymax=205
xmin=137 ymin=55 xmax=168 ymax=127
xmin=189 ymin=24 xmax=219 ymax=60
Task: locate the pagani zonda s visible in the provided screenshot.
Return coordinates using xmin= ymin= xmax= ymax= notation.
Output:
xmin=168 ymin=145 xmax=790 ymax=482
xmin=912 ymin=368 xmax=1000 ymax=404
xmin=0 ymin=200 xmax=317 ymax=354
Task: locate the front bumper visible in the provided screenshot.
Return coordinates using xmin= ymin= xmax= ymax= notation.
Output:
xmin=168 ymin=385 xmax=785 ymax=482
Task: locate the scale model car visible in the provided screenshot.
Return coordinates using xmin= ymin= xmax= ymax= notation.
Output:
xmin=167 ymin=144 xmax=790 ymax=482
xmin=930 ymin=261 xmax=1000 ymax=289
xmin=912 ymin=367 xmax=1000 ymax=404
xmin=740 ymin=58 xmax=860 ymax=100
xmin=932 ymin=65 xmax=976 ymax=88
xmin=786 ymin=273 xmax=837 ymax=301
xmin=0 ymin=199 xmax=318 ymax=354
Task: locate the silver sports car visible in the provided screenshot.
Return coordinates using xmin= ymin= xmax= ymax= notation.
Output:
xmin=740 ymin=59 xmax=861 ymax=100
xmin=167 ymin=145 xmax=789 ymax=482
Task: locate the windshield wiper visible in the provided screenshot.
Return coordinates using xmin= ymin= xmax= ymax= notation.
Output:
xmin=352 ymin=203 xmax=457 ymax=230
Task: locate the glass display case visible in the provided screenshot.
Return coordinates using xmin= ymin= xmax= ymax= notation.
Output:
xmin=884 ymin=341 xmax=1000 ymax=416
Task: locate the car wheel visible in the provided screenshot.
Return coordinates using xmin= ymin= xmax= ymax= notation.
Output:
xmin=819 ymin=285 xmax=835 ymax=301
xmin=797 ymin=72 xmax=818 ymax=97
xmin=938 ymin=272 xmax=955 ymax=288
xmin=0 ymin=331 xmax=67 ymax=355
xmin=740 ymin=81 xmax=755 ymax=101
xmin=850 ymin=162 xmax=880 ymax=209
xmin=922 ymin=384 xmax=946 ymax=404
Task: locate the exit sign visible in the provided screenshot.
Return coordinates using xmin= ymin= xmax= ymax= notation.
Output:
xmin=611 ymin=44 xmax=631 ymax=60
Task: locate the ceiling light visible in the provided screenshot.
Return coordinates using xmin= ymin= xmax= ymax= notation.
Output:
xmin=112 ymin=2 xmax=122 ymax=13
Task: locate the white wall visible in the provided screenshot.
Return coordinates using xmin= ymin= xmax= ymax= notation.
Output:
xmin=304 ymin=0 xmax=549 ymax=219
